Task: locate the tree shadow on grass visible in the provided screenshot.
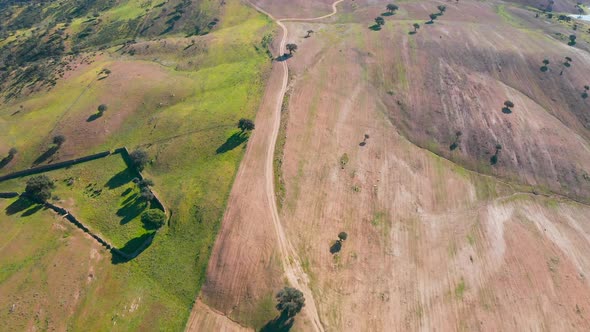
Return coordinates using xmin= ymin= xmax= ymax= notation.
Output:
xmin=408 ymin=31 xmax=417 ymax=35
xmin=369 ymin=24 xmax=382 ymax=31
xmin=116 ymin=198 xmax=147 ymax=225
xmin=32 ymin=146 xmax=59 ymax=166
xmin=111 ymin=231 xmax=155 ymax=264
xmin=121 ymin=193 xmax=138 ymax=205
xmin=105 ymin=169 xmax=134 ymax=189
xmin=5 ymin=196 xmax=34 ymax=216
xmin=501 ymin=107 xmax=512 ymax=114
xmin=382 ymin=12 xmax=394 ymax=16
xmin=216 ymin=132 xmax=248 ymax=154
xmin=260 ymin=312 xmax=295 ymax=332
xmin=86 ymin=112 xmax=102 ymax=122
xmin=21 ymin=204 xmax=44 ymax=217
xmin=0 ymin=154 xmax=14 ymax=169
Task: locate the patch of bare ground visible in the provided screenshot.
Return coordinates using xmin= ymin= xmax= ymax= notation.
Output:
xmin=185 ymin=299 xmax=252 ymax=331
xmin=274 ymin=0 xmax=590 ymax=330
xmin=250 ymin=0 xmax=335 ymax=19
xmin=191 ymin=0 xmax=590 ymax=330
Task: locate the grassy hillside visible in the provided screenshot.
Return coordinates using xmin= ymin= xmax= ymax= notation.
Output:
xmin=0 ymin=0 xmax=275 ymax=330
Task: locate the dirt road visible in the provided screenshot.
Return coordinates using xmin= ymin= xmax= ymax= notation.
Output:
xmin=250 ymin=2 xmax=346 ymax=331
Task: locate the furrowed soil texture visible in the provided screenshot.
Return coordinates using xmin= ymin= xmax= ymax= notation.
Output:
xmin=188 ymin=0 xmax=590 ymax=331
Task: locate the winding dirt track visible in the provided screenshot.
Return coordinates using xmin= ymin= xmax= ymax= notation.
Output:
xmin=248 ymin=1 xmax=345 ymax=331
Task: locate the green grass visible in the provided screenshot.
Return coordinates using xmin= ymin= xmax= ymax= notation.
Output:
xmin=0 ymin=0 xmax=275 ymax=329
xmin=0 ymin=154 xmax=150 ymax=250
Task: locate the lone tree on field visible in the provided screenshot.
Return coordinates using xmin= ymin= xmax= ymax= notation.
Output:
xmin=569 ymin=34 xmax=577 ymax=45
xmin=97 ymin=104 xmax=108 ymax=113
xmin=541 ymin=59 xmax=550 ymax=72
xmin=238 ymin=118 xmax=255 ymax=132
xmin=582 ymin=85 xmax=589 ymax=99
xmin=25 ymin=175 xmax=55 ymax=201
xmin=560 ymin=56 xmax=572 ymax=75
xmin=286 ymin=43 xmax=298 ymax=55
xmin=502 ymin=100 xmax=515 ymax=113
xmin=8 ymin=147 xmax=18 ymax=156
xmin=386 ymin=4 xmax=399 ymax=14
xmin=437 ymin=5 xmax=447 ymax=15
xmin=141 ymin=209 xmax=166 ymax=229
xmin=413 ymin=23 xmax=420 ymax=33
xmin=275 ymin=287 xmax=305 ymax=318
xmin=53 ymin=135 xmax=66 ymax=147
xmin=376 ymin=16 xmax=385 ymax=26
xmin=129 ymin=149 xmax=149 ymax=171
xmin=338 ymin=231 xmax=348 ymax=241
xmin=429 ymin=13 xmax=438 ymax=23
xmin=305 ymin=29 xmax=314 ymax=38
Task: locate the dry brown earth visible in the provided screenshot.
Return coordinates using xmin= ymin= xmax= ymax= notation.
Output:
xmin=189 ymin=0 xmax=590 ymax=331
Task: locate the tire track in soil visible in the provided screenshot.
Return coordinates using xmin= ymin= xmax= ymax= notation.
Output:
xmin=247 ymin=1 xmax=345 ymax=331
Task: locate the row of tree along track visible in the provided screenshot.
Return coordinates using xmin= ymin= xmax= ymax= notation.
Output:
xmin=0 ymin=147 xmax=168 ymax=261
xmin=246 ymin=1 xmax=345 ymax=331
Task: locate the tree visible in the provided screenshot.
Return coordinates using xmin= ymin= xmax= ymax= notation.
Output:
xmin=129 ymin=149 xmax=149 ymax=171
xmin=429 ymin=13 xmax=437 ymax=23
xmin=375 ymin=16 xmax=385 ymax=26
xmin=286 ymin=43 xmax=298 ymax=55
xmin=97 ymin=104 xmax=108 ymax=113
xmin=413 ymin=23 xmax=420 ymax=32
xmin=569 ymin=34 xmax=577 ymax=45
xmin=437 ymin=5 xmax=447 ymax=14
xmin=237 ymin=118 xmax=255 ymax=132
xmin=305 ymin=29 xmax=314 ymax=38
xmin=338 ymin=231 xmax=348 ymax=241
xmin=137 ymin=178 xmax=154 ymax=189
xmin=540 ymin=59 xmax=549 ymax=72
xmin=25 ymin=175 xmax=55 ymax=201
xmin=504 ymin=100 xmax=514 ymax=108
xmin=8 ymin=147 xmax=17 ymax=156
xmin=275 ymin=287 xmax=305 ymax=318
xmin=53 ymin=135 xmax=66 ymax=147
xmin=141 ymin=209 xmax=166 ymax=228
xmin=386 ymin=4 xmax=399 ymax=13
xmin=140 ymin=187 xmax=155 ymax=202
xmin=542 ymin=59 xmax=549 ymax=65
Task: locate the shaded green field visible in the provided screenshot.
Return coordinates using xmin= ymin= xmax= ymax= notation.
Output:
xmin=0 ymin=154 xmax=152 ymax=251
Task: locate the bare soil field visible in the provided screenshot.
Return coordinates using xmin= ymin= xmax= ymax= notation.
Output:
xmin=192 ymin=0 xmax=590 ymax=331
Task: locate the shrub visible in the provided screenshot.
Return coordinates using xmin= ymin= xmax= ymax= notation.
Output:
xmin=340 ymin=153 xmax=349 ymax=169
xmin=141 ymin=209 xmax=166 ymax=228
xmin=97 ymin=104 xmax=108 ymax=113
xmin=276 ymin=287 xmax=305 ymax=318
xmin=25 ymin=175 xmax=55 ymax=201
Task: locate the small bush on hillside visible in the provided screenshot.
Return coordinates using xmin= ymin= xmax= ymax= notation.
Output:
xmin=25 ymin=175 xmax=55 ymax=201
xmin=97 ymin=104 xmax=108 ymax=113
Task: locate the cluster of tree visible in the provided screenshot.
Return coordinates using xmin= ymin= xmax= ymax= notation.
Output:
xmin=135 ymin=178 xmax=155 ymax=203
xmin=428 ymin=5 xmax=446 ymax=24
xmin=372 ymin=4 xmax=399 ymax=31
xmin=286 ymin=43 xmax=298 ymax=55
xmin=275 ymin=287 xmax=305 ymax=318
